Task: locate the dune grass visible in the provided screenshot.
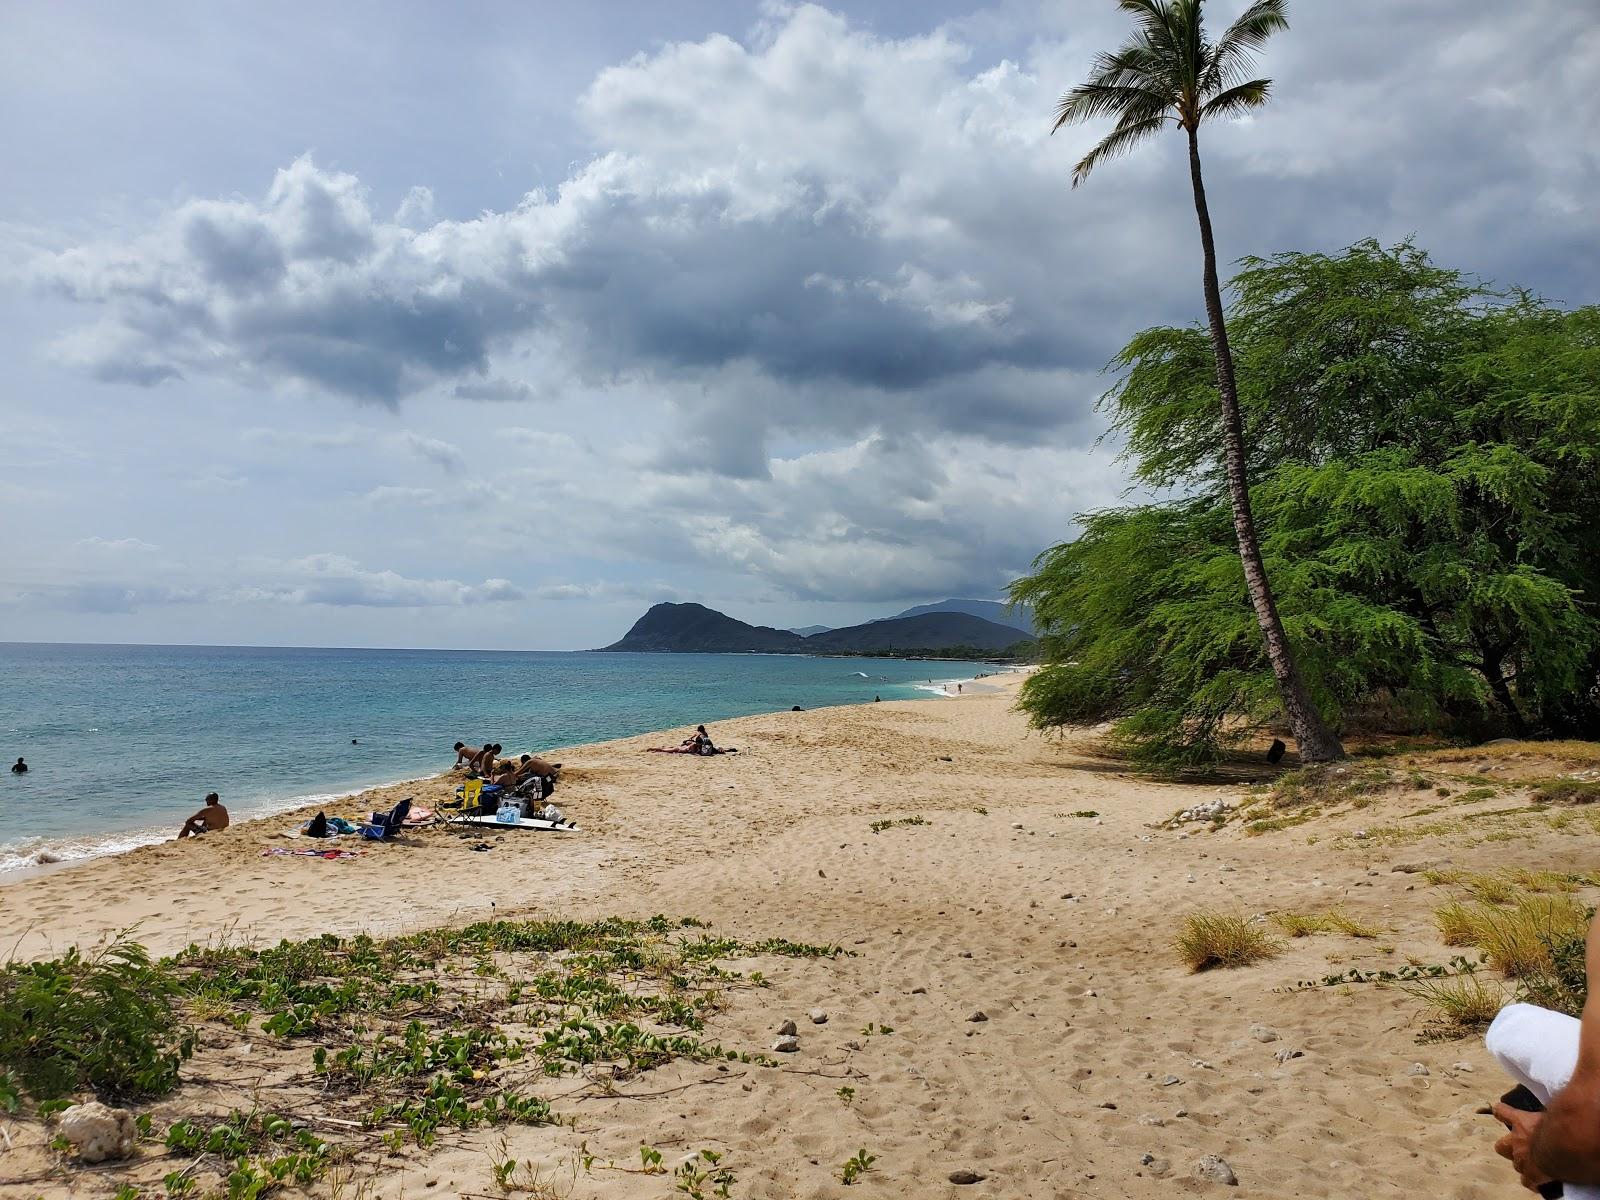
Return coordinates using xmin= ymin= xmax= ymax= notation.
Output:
xmin=1434 ymin=901 xmax=1493 ymax=947
xmin=1270 ymin=911 xmax=1329 ymax=938
xmin=1404 ymin=974 xmax=1507 ymax=1035
xmin=1175 ymin=912 xmax=1282 ymax=972
xmin=1325 ymin=910 xmax=1382 ymax=939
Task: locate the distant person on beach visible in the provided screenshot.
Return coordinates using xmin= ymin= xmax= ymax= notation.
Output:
xmin=646 ymin=726 xmax=735 ymax=755
xmin=479 ymin=743 xmax=503 ymax=774
xmin=10 ymin=757 xmax=24 ymax=774
xmin=454 ymin=742 xmax=482 ymax=768
xmin=1489 ymin=908 xmax=1600 ymax=1192
xmin=178 ymin=793 xmax=228 ymax=838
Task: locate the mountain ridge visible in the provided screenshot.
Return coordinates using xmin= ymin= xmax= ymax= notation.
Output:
xmin=599 ymin=601 xmax=1032 ymax=656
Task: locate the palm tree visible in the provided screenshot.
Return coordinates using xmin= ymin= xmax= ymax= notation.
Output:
xmin=1053 ymin=0 xmax=1346 ymax=762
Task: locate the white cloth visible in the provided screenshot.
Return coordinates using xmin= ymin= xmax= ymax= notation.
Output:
xmin=1487 ymin=1002 xmax=1600 ymax=1199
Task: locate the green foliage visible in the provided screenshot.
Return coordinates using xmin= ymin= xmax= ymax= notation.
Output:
xmin=1014 ymin=242 xmax=1600 ymax=764
xmin=0 ymin=932 xmax=195 ymax=1102
xmin=839 ymin=1149 xmax=877 ymax=1186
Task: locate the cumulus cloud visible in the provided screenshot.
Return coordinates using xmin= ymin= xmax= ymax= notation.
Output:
xmin=8 ymin=0 xmax=1599 ymax=635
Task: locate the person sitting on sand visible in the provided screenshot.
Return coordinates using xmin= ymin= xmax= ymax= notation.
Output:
xmin=1490 ymin=907 xmax=1600 ymax=1192
xmin=10 ymin=757 xmax=25 ymax=774
xmin=178 ymin=793 xmax=229 ymax=838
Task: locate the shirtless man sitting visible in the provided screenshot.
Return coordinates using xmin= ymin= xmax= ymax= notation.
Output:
xmin=178 ymin=793 xmax=229 ymax=838
xmin=1491 ymin=908 xmax=1600 ymax=1193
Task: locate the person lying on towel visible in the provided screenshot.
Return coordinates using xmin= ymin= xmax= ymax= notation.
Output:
xmin=646 ymin=726 xmax=737 ymax=755
xmin=1490 ymin=908 xmax=1600 ymax=1196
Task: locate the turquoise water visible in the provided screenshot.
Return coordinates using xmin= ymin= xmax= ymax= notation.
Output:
xmin=0 ymin=643 xmax=989 ymax=873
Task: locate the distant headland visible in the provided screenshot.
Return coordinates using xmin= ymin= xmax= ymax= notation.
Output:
xmin=597 ymin=600 xmax=1037 ymax=659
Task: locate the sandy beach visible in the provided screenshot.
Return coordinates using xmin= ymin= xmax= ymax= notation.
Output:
xmin=1 ymin=677 xmax=1573 ymax=1198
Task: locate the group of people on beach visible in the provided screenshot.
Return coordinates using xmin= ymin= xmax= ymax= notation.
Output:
xmin=453 ymin=741 xmax=561 ymax=789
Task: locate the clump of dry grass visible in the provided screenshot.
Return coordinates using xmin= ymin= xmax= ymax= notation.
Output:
xmin=1269 ymin=909 xmax=1382 ymax=939
xmin=1435 ymin=901 xmax=1493 ymax=947
xmin=1405 ymin=974 xmax=1507 ymax=1036
xmin=1270 ymin=911 xmax=1329 ymax=938
xmin=1506 ymin=868 xmax=1580 ymax=894
xmin=1461 ymin=873 xmax=1520 ymax=906
xmin=1175 ymin=912 xmax=1283 ymax=972
xmin=1477 ymin=896 xmax=1590 ymax=978
xmin=1325 ymin=910 xmax=1381 ymax=939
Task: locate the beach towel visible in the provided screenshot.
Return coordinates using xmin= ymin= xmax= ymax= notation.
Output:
xmin=1486 ymin=1002 xmax=1599 ymax=1199
xmin=261 ymin=846 xmax=365 ymax=860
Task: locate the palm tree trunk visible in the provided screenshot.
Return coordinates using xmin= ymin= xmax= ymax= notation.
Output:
xmin=1185 ymin=128 xmax=1346 ymax=763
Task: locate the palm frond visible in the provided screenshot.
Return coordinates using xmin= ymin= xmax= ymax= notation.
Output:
xmin=1072 ymin=114 xmax=1169 ymax=188
xmin=1053 ymin=81 xmax=1174 ymax=133
xmin=1117 ymin=0 xmax=1180 ymax=58
xmin=1204 ymin=0 xmax=1288 ymax=93
xmin=1199 ymin=78 xmax=1272 ymax=122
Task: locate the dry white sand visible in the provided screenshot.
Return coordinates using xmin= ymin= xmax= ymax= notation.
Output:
xmin=2 ymin=676 xmax=1567 ymax=1197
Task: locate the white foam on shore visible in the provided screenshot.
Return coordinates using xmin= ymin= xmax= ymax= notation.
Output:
xmin=0 ymin=773 xmax=436 ymax=878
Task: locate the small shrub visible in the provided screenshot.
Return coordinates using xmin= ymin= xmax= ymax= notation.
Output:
xmin=1069 ymin=810 xmax=1099 ymax=818
xmin=1175 ymin=913 xmax=1282 ymax=972
xmin=0 ymin=933 xmax=195 ymax=1102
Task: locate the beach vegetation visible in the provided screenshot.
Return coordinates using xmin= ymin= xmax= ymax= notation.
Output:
xmin=1014 ymin=240 xmax=1600 ymax=769
xmin=1405 ymin=975 xmax=1507 ymax=1037
xmin=839 ymin=1148 xmax=877 ymax=1185
xmin=1271 ymin=909 xmax=1379 ymax=939
xmin=1174 ymin=912 xmax=1282 ymax=971
xmin=1050 ymin=0 xmax=1346 ymax=763
xmin=0 ymin=930 xmax=195 ymax=1102
xmin=1532 ymin=778 xmax=1600 ymax=805
xmin=3 ymin=915 xmax=844 ymax=1190
xmin=869 ymin=816 xmax=929 ymax=833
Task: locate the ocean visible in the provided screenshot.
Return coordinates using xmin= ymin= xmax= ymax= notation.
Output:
xmin=0 ymin=643 xmax=994 ymax=874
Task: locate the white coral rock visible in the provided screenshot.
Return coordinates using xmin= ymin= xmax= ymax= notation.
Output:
xmin=59 ymin=1101 xmax=137 ymax=1163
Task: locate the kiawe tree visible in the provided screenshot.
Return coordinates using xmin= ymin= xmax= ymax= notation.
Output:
xmin=1013 ymin=241 xmax=1600 ymax=768
xmin=1052 ymin=0 xmax=1346 ymax=761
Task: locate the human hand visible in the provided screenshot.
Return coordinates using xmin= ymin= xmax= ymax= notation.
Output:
xmin=1493 ymin=1101 xmax=1555 ymax=1193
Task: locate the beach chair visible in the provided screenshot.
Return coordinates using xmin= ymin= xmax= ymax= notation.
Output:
xmin=361 ymin=797 xmax=413 ymax=840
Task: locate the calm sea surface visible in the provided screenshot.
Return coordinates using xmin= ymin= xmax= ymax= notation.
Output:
xmin=0 ymin=643 xmax=988 ymax=873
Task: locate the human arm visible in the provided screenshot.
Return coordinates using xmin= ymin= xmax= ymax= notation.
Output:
xmin=1502 ymin=914 xmax=1600 ymax=1185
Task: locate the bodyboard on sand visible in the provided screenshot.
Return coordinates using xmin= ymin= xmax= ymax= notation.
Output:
xmin=457 ymin=815 xmax=580 ymax=832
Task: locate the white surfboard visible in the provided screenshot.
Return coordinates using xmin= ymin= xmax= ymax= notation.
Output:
xmin=457 ymin=814 xmax=580 ymax=832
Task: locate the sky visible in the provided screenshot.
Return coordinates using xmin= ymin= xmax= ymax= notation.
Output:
xmin=1 ymin=0 xmax=1597 ymax=650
